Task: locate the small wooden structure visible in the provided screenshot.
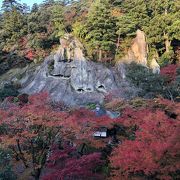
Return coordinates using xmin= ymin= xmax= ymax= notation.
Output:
xmin=93 ymin=127 xmax=108 ymax=138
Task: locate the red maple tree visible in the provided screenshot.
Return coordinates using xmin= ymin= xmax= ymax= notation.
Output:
xmin=1 ymin=92 xmax=179 ymax=180
xmin=41 ymin=143 xmax=104 ymax=180
xmin=110 ymin=101 xmax=180 ymax=180
xmin=0 ymin=92 xmax=112 ymax=178
xmin=160 ymin=64 xmax=178 ymax=83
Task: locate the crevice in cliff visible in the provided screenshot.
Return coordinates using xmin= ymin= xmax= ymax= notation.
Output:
xmin=77 ymin=88 xmax=85 ymax=93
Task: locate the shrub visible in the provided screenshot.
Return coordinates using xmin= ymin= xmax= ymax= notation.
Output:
xmin=0 ymin=149 xmax=16 ymax=180
xmin=160 ymin=65 xmax=180 ymax=101
xmin=0 ymin=84 xmax=19 ymax=101
xmin=160 ymin=64 xmax=178 ymax=83
xmin=41 ymin=144 xmax=104 ymax=180
xmin=158 ymin=51 xmax=174 ymax=67
xmin=17 ymin=93 xmax=29 ymax=104
xmin=0 ymin=92 xmax=180 ymax=179
xmin=126 ymin=63 xmax=180 ymax=101
xmin=126 ymin=62 xmax=165 ymax=98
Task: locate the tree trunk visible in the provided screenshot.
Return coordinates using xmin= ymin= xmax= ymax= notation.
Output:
xmin=116 ymin=33 xmax=121 ymax=55
xmin=99 ymin=49 xmax=102 ymax=61
xmin=164 ymin=33 xmax=171 ymax=53
xmin=164 ymin=8 xmax=171 ymax=53
xmin=165 ymin=39 xmax=171 ymax=53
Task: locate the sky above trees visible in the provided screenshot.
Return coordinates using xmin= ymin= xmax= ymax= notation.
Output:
xmin=0 ymin=0 xmax=43 ymax=8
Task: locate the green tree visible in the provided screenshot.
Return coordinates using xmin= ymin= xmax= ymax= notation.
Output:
xmin=114 ymin=0 xmax=179 ymax=64
xmin=116 ymin=14 xmax=136 ymax=55
xmin=114 ymin=0 xmax=149 ymax=58
xmin=27 ymin=11 xmax=41 ymax=34
xmin=84 ymin=0 xmax=117 ymax=61
xmin=145 ymin=0 xmax=180 ymax=65
xmin=1 ymin=0 xmax=27 ymax=44
xmin=31 ymin=3 xmax=38 ymax=13
xmin=2 ymin=10 xmax=27 ymax=43
xmin=50 ymin=5 xmax=65 ymax=39
xmin=27 ymin=3 xmax=65 ymax=50
xmin=1 ymin=0 xmax=21 ymax=11
xmin=42 ymin=0 xmax=55 ymax=7
xmin=119 ymin=0 xmax=149 ymax=28
xmin=21 ymin=3 xmax=30 ymax=14
xmin=147 ymin=0 xmax=180 ymax=53
xmin=58 ymin=0 xmax=76 ymax=6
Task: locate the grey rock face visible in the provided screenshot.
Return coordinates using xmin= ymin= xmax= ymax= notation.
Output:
xmin=20 ymin=35 xmax=138 ymax=106
xmin=20 ymin=58 xmax=132 ymax=106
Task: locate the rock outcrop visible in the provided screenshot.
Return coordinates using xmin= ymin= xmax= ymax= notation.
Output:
xmin=150 ymin=58 xmax=160 ymax=74
xmin=20 ymin=57 xmax=137 ymax=105
xmin=19 ymin=35 xmax=138 ymax=106
xmin=120 ymin=29 xmax=148 ymax=66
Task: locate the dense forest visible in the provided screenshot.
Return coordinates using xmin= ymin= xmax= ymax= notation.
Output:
xmin=0 ymin=0 xmax=180 ymax=180
xmin=0 ymin=0 xmax=179 ymax=64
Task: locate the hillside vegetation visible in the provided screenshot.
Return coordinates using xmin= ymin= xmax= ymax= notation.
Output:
xmin=0 ymin=1 xmax=180 ymax=180
xmin=0 ymin=0 xmax=179 ymax=65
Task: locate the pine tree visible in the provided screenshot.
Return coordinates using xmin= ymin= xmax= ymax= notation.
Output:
xmin=84 ymin=0 xmax=117 ymax=61
xmin=119 ymin=0 xmax=149 ymax=29
xmin=145 ymin=0 xmax=180 ymax=64
xmin=114 ymin=0 xmax=179 ymax=64
xmin=114 ymin=0 xmax=149 ymax=58
xmin=31 ymin=3 xmax=39 ymax=13
xmin=2 ymin=0 xmax=19 ymax=11
xmin=116 ymin=14 xmax=136 ymax=48
xmin=3 ymin=10 xmax=26 ymax=41
xmin=1 ymin=0 xmax=25 ymax=13
xmin=1 ymin=0 xmax=27 ymax=43
xmin=27 ymin=11 xmax=40 ymax=34
xmin=50 ymin=5 xmax=65 ymax=39
xmin=42 ymin=0 xmax=55 ymax=7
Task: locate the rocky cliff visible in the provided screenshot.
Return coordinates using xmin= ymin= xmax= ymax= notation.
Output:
xmin=0 ymin=32 xmax=161 ymax=105
xmin=119 ymin=29 xmax=160 ymax=73
xmin=19 ymin=35 xmax=138 ymax=105
xmin=120 ymin=30 xmax=148 ymax=66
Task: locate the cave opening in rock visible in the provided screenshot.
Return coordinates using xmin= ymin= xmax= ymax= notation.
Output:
xmin=77 ymin=88 xmax=85 ymax=92
xmin=63 ymin=75 xmax=71 ymax=78
xmin=62 ymin=59 xmax=73 ymax=63
xmin=98 ymin=85 xmax=105 ymax=90
xmin=52 ymin=74 xmax=64 ymax=77
xmin=51 ymin=74 xmax=71 ymax=79
xmin=86 ymin=88 xmax=92 ymax=91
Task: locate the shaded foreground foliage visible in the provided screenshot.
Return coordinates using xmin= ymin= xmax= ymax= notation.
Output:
xmin=0 ymin=92 xmax=179 ymax=179
xmin=0 ymin=148 xmax=16 ymax=180
xmin=0 ymin=84 xmax=19 ymax=101
xmin=126 ymin=63 xmax=180 ymax=101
